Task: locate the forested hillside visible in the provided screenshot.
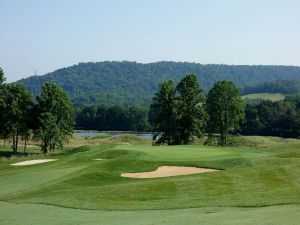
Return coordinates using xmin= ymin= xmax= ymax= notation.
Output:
xmin=18 ymin=61 xmax=300 ymax=107
xmin=242 ymin=80 xmax=300 ymax=95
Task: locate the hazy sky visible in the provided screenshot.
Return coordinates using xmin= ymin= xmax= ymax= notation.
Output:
xmin=1 ymin=0 xmax=300 ymax=82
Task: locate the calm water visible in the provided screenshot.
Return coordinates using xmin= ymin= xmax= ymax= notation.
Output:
xmin=74 ymin=131 xmax=153 ymax=139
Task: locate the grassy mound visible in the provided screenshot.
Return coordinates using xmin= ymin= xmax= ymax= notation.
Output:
xmin=229 ymin=136 xmax=300 ymax=148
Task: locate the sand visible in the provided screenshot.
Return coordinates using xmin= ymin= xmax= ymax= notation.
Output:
xmin=11 ymin=159 xmax=58 ymax=166
xmin=121 ymin=166 xmax=219 ymax=178
xmin=93 ymin=158 xmax=105 ymax=161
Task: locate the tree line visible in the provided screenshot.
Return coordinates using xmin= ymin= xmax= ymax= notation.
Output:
xmin=74 ymin=74 xmax=300 ymax=145
xmin=149 ymin=74 xmax=244 ymax=146
xmin=242 ymin=80 xmax=300 ymax=95
xmin=0 ymin=68 xmax=73 ymax=153
xmin=75 ymin=105 xmax=149 ymax=131
xmin=149 ymin=74 xmax=300 ymax=145
xmin=241 ymin=95 xmax=300 ymax=137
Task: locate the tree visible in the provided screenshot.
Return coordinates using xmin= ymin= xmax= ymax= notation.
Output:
xmin=0 ymin=68 xmax=7 ymax=144
xmin=37 ymin=112 xmax=61 ymax=152
xmin=149 ymin=80 xmax=178 ymax=145
xmin=35 ymin=83 xmax=73 ymax=153
xmin=127 ymin=106 xmax=149 ymax=132
xmin=0 ymin=67 xmax=5 ymax=85
xmin=206 ymin=80 xmax=245 ymax=146
xmin=2 ymin=83 xmax=33 ymax=153
xmin=241 ymin=104 xmax=263 ymax=135
xmin=176 ymin=74 xmax=207 ymax=144
xmin=95 ymin=105 xmax=109 ymax=130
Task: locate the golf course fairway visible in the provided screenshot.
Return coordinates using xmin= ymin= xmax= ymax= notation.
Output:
xmin=0 ymin=138 xmax=300 ymax=224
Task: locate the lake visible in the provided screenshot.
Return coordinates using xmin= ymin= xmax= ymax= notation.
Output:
xmin=73 ymin=131 xmax=153 ymax=139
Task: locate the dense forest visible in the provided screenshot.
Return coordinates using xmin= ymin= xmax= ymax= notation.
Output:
xmin=18 ymin=61 xmax=300 ymax=107
xmin=241 ymin=95 xmax=300 ymax=138
xmin=75 ymin=105 xmax=148 ymax=131
xmin=242 ymin=80 xmax=300 ymax=95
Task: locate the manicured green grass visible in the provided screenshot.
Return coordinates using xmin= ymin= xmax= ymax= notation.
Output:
xmin=1 ymin=201 xmax=299 ymax=225
xmin=0 ymin=137 xmax=300 ymax=224
xmin=242 ymin=93 xmax=285 ymax=101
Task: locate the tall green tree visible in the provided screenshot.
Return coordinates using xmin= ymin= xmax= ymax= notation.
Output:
xmin=2 ymin=83 xmax=33 ymax=153
xmin=176 ymin=74 xmax=207 ymax=144
xmin=0 ymin=68 xmax=6 ymax=143
xmin=0 ymin=68 xmax=5 ymax=111
xmin=206 ymin=80 xmax=245 ymax=146
xmin=0 ymin=67 xmax=5 ymax=85
xmin=36 ymin=83 xmax=74 ymax=153
xmin=149 ymin=80 xmax=178 ymax=145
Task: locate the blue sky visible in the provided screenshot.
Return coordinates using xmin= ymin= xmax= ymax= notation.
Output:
xmin=1 ymin=0 xmax=300 ymax=82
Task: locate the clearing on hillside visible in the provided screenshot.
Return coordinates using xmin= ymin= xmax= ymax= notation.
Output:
xmin=242 ymin=93 xmax=285 ymax=101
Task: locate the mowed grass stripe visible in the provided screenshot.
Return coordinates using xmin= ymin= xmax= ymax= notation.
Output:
xmin=1 ymin=201 xmax=300 ymax=225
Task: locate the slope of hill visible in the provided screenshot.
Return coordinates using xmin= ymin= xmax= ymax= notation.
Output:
xmin=242 ymin=80 xmax=300 ymax=95
xmin=17 ymin=61 xmax=300 ymax=107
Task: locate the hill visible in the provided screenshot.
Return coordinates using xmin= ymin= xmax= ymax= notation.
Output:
xmin=17 ymin=61 xmax=300 ymax=107
xmin=242 ymin=80 xmax=300 ymax=95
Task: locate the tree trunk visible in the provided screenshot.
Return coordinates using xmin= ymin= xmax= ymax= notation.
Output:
xmin=24 ymin=138 xmax=27 ymax=153
xmin=220 ymin=130 xmax=227 ymax=146
xmin=42 ymin=141 xmax=48 ymax=154
xmin=15 ymin=131 xmax=19 ymax=153
xmin=12 ymin=134 xmax=16 ymax=153
xmin=49 ymin=139 xmax=52 ymax=152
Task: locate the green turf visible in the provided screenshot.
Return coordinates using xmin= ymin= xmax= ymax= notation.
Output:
xmin=0 ymin=137 xmax=300 ymax=224
xmin=1 ymin=201 xmax=299 ymax=225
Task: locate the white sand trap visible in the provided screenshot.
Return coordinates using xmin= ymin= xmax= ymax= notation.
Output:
xmin=121 ymin=166 xmax=219 ymax=178
xmin=11 ymin=159 xmax=58 ymax=166
xmin=93 ymin=158 xmax=105 ymax=161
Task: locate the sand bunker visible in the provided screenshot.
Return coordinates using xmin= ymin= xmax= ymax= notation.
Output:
xmin=93 ymin=158 xmax=105 ymax=161
xmin=11 ymin=159 xmax=58 ymax=166
xmin=121 ymin=166 xmax=218 ymax=178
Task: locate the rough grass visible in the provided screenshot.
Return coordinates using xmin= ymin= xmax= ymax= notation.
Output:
xmin=0 ymin=137 xmax=300 ymax=224
xmin=66 ymin=134 xmax=150 ymax=148
xmin=229 ymin=135 xmax=300 ymax=148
